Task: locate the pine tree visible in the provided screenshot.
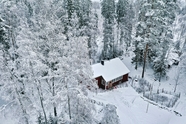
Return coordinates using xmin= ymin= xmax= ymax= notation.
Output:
xmin=132 ymin=0 xmax=147 ymax=69
xmin=133 ymin=0 xmax=178 ymax=80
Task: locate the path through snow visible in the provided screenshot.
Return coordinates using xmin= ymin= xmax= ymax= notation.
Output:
xmin=89 ymin=86 xmax=183 ymax=124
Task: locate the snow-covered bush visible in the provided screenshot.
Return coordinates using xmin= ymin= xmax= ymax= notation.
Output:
xmin=100 ymin=104 xmax=120 ymax=124
xmin=131 ymin=77 xmax=151 ymax=93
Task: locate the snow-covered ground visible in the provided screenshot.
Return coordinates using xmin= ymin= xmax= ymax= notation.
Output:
xmin=89 ymin=86 xmax=186 ymax=124
xmin=0 ymin=98 xmax=15 ymax=124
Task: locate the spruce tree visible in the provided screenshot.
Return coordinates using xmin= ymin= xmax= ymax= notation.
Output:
xmin=116 ymin=0 xmax=133 ymax=56
xmin=153 ymin=0 xmax=178 ymax=81
xmin=101 ymin=0 xmax=116 ymax=59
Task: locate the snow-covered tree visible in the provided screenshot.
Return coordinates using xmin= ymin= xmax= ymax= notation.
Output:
xmin=25 ymin=1 xmax=97 ymax=123
xmin=132 ymin=0 xmax=148 ymax=69
xmin=174 ymin=4 xmax=186 ymax=52
xmin=133 ymin=0 xmax=178 ymax=80
xmin=101 ymin=104 xmax=120 ymax=124
xmin=101 ymin=0 xmax=116 ymax=59
xmin=153 ymin=0 xmax=179 ymax=81
xmin=63 ymin=0 xmax=98 ymax=63
xmin=116 ymin=0 xmax=133 ymax=56
xmin=0 ymin=0 xmax=98 ymax=123
xmin=87 ymin=10 xmax=99 ymax=64
xmin=0 ymin=0 xmax=34 ymax=123
xmin=75 ymin=0 xmax=99 ymax=63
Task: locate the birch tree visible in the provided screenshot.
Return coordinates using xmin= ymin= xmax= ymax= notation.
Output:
xmin=0 ymin=0 xmax=98 ymax=124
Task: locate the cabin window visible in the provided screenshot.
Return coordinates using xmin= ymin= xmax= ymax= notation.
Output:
xmin=101 ymin=79 xmax=105 ymax=85
xmin=112 ymin=76 xmax=123 ymax=82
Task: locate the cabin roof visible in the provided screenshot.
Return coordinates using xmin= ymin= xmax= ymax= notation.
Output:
xmin=91 ymin=58 xmax=130 ymax=82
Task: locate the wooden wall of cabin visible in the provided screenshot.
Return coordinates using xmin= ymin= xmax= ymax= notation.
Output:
xmin=96 ymin=73 xmax=129 ymax=89
xmin=122 ymin=74 xmax=128 ymax=82
xmin=95 ymin=76 xmax=105 ymax=89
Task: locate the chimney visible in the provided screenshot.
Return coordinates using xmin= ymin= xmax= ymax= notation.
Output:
xmin=101 ymin=60 xmax=104 ymax=65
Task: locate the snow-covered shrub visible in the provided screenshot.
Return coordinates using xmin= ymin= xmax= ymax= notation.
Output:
xmin=100 ymin=104 xmax=120 ymax=124
xmin=132 ymin=77 xmax=151 ymax=93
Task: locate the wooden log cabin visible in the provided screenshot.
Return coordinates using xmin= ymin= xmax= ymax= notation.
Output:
xmin=91 ymin=58 xmax=130 ymax=89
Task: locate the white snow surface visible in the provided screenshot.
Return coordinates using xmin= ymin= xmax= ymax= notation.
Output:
xmin=89 ymin=85 xmax=186 ymax=124
xmin=91 ymin=58 xmax=130 ymax=82
xmin=169 ymin=116 xmax=186 ymax=124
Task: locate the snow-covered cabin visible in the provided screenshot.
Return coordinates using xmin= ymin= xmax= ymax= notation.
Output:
xmin=91 ymin=58 xmax=130 ymax=89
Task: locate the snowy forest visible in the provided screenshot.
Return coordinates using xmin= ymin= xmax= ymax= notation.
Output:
xmin=0 ymin=0 xmax=186 ymax=124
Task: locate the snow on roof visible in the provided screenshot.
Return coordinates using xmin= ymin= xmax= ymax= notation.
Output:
xmin=91 ymin=58 xmax=130 ymax=82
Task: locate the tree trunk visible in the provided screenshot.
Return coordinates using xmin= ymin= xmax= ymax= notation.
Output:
xmin=67 ymin=94 xmax=71 ymax=120
xmin=37 ymin=80 xmax=47 ymax=124
xmin=66 ymin=78 xmax=71 ymax=120
xmin=142 ymin=43 xmax=148 ymax=78
xmin=135 ymin=59 xmax=138 ymax=70
xmin=174 ymin=69 xmax=180 ymax=92
xmin=174 ymin=84 xmax=178 ymax=93
xmin=159 ymin=72 xmax=162 ymax=82
xmin=52 ymin=77 xmax=57 ymax=117
xmin=15 ymin=87 xmax=29 ymax=124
